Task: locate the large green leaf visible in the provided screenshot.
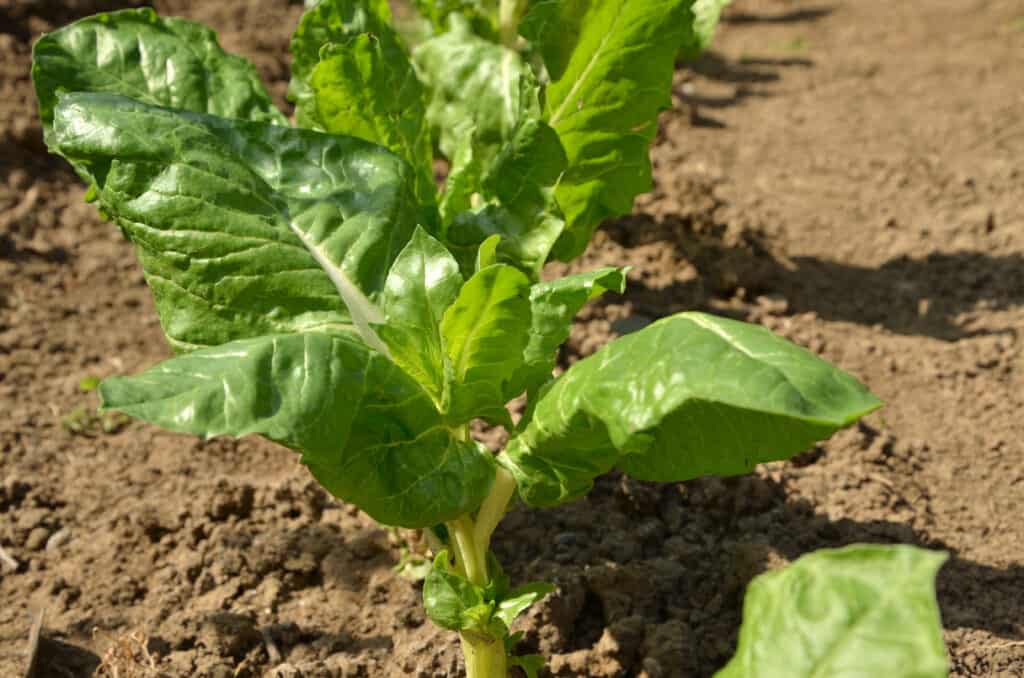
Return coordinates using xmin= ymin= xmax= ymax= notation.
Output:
xmin=521 ymin=0 xmax=696 ymax=260
xmin=715 ymin=545 xmax=948 ymax=678
xmin=100 ymin=333 xmax=496 ymax=528
xmin=441 ymin=264 xmax=532 ymax=424
xmin=507 ymin=267 xmax=626 ymax=402
xmin=501 ymin=312 xmax=882 ymax=506
xmin=481 ymin=117 xmax=567 ymax=220
xmin=32 ymin=7 xmax=286 ymax=139
xmin=307 ymin=35 xmax=436 ymax=205
xmin=288 ymin=0 xmax=395 ymax=127
xmin=413 ymin=15 xmax=538 ymax=165
xmin=377 ymin=227 xmax=463 ymax=406
xmin=49 ymin=93 xmax=420 ymax=353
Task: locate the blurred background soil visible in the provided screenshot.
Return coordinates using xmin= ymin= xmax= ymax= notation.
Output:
xmin=1 ymin=0 xmax=1022 ymax=675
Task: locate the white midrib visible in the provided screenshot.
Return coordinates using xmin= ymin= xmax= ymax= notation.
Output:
xmin=288 ymin=223 xmax=392 ymax=357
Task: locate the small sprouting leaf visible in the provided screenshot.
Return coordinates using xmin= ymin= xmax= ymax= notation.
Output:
xmin=99 ymin=333 xmax=496 ymax=528
xmin=445 ymin=206 xmax=564 ymax=279
xmin=424 ymin=551 xmax=486 ymax=631
xmin=377 ymin=227 xmax=463 ymax=405
xmin=521 ymin=0 xmax=697 ymax=260
xmin=32 ymin=7 xmax=286 ymax=141
xmin=509 ymin=653 xmax=545 ymax=678
xmin=502 ymin=312 xmax=882 ymax=507
xmin=476 ymin=235 xmax=502 ymax=272
xmin=78 ymin=375 xmax=101 ymax=392
xmin=441 ymin=264 xmax=532 ymax=424
xmin=495 ymin=582 xmax=555 ymax=629
xmin=288 ymin=0 xmax=395 ymax=126
xmin=715 ymin=545 xmax=948 ymax=678
xmin=49 ymin=93 xmax=420 ymax=353
xmin=306 ymin=34 xmax=436 ymax=206
xmin=508 ymin=267 xmax=627 ymax=402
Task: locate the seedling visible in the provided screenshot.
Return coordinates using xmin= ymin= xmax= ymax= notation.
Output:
xmin=32 ymin=1 xmax=947 ymax=675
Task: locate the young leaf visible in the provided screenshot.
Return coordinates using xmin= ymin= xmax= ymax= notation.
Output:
xmin=377 ymin=227 xmax=463 ymax=405
xmin=412 ymin=0 xmax=500 ymax=41
xmin=32 ymin=7 xmax=286 ymax=140
xmin=501 ymin=312 xmax=882 ymax=507
xmin=715 ymin=545 xmax=949 ymax=678
xmin=495 ymin=582 xmax=556 ymax=629
xmin=445 ymin=206 xmax=563 ymax=279
xmin=509 ymin=654 xmax=545 ymax=678
xmin=441 ymin=264 xmax=532 ymax=424
xmin=481 ymin=117 xmax=568 ymax=220
xmin=507 ymin=267 xmax=627 ymax=401
xmin=99 ymin=333 xmax=496 ymax=528
xmin=308 ymin=35 xmax=436 ymax=206
xmin=424 ymin=551 xmax=486 ymax=631
xmin=288 ymin=0 xmax=396 ymax=127
xmin=521 ymin=0 xmax=696 ymax=260
xmin=685 ymin=0 xmax=734 ymax=58
xmin=49 ymin=93 xmax=421 ymax=353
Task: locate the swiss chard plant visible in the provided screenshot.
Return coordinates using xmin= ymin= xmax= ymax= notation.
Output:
xmin=32 ymin=1 xmax=948 ymax=676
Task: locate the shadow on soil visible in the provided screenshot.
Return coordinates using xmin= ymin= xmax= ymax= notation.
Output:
xmin=606 ymin=215 xmax=1024 ymax=341
xmin=722 ymin=5 xmax=835 ymax=25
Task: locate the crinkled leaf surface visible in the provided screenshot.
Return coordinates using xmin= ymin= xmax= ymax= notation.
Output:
xmin=441 ymin=264 xmax=532 ymax=424
xmin=521 ymin=0 xmax=696 ymax=260
xmin=482 ymin=117 xmax=567 ymax=220
xmin=412 ymin=0 xmax=500 ymax=40
xmin=32 ymin=7 xmax=286 ymax=140
xmin=715 ymin=545 xmax=948 ymax=678
xmin=99 ymin=333 xmax=496 ymax=528
xmin=49 ymin=93 xmax=420 ymax=353
xmin=445 ymin=206 xmax=563 ymax=279
xmin=308 ymin=35 xmax=436 ymax=205
xmin=288 ymin=0 xmax=395 ymax=126
xmin=377 ymin=227 xmax=462 ymax=406
xmin=507 ymin=267 xmax=626 ymax=401
xmin=502 ymin=312 xmax=882 ymax=506
xmin=424 ymin=551 xmax=487 ymax=631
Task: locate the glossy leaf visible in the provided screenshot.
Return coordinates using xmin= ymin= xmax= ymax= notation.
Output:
xmin=501 ymin=312 xmax=882 ymax=507
xmin=49 ymin=93 xmax=420 ymax=353
xmin=32 ymin=7 xmax=285 ymax=141
xmin=441 ymin=264 xmax=532 ymax=424
xmin=377 ymin=227 xmax=462 ymax=405
xmin=100 ymin=333 xmax=496 ymax=528
xmin=521 ymin=0 xmax=696 ymax=260
xmin=507 ymin=267 xmax=627 ymax=402
xmin=424 ymin=551 xmax=487 ymax=631
xmin=445 ymin=206 xmax=563 ymax=278
xmin=288 ymin=0 xmax=395 ymax=127
xmin=715 ymin=545 xmax=948 ymax=678
xmin=306 ymin=35 xmax=436 ymax=205
xmin=495 ymin=582 xmax=555 ymax=629
xmin=481 ymin=117 xmax=567 ymax=220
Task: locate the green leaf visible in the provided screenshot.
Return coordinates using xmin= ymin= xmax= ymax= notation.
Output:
xmin=32 ymin=7 xmax=286 ymax=141
xmin=306 ymin=35 xmax=436 ymax=206
xmin=508 ymin=267 xmax=627 ymax=402
xmin=686 ymin=0 xmax=734 ymax=58
xmin=715 ymin=545 xmax=949 ymax=678
xmin=509 ymin=654 xmax=545 ymax=678
xmin=521 ymin=0 xmax=696 ymax=260
xmin=99 ymin=333 xmax=496 ymax=528
xmin=424 ymin=551 xmax=487 ymax=631
xmin=441 ymin=264 xmax=532 ymax=424
xmin=481 ymin=117 xmax=567 ymax=220
xmin=412 ymin=0 xmax=500 ymax=41
xmin=49 ymin=93 xmax=421 ymax=353
xmin=475 ymin=234 xmax=502 ymax=272
xmin=414 ymin=15 xmax=539 ymax=165
xmin=377 ymin=227 xmax=462 ymax=405
xmin=501 ymin=312 xmax=882 ymax=507
xmin=445 ymin=206 xmax=563 ymax=279
xmin=495 ymin=582 xmax=555 ymax=629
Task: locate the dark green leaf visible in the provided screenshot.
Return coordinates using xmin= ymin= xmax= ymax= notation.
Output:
xmin=441 ymin=264 xmax=532 ymax=424
xmin=521 ymin=0 xmax=696 ymax=260
xmin=306 ymin=35 xmax=436 ymax=205
xmin=715 ymin=545 xmax=948 ymax=678
xmin=288 ymin=0 xmax=395 ymax=127
xmin=377 ymin=227 xmax=462 ymax=405
xmin=445 ymin=206 xmax=563 ymax=279
xmin=32 ymin=7 xmax=285 ymax=140
xmin=100 ymin=333 xmax=496 ymax=527
xmin=481 ymin=117 xmax=567 ymax=220
xmin=502 ymin=312 xmax=882 ymax=507
xmin=424 ymin=551 xmax=486 ymax=630
xmin=50 ymin=93 xmax=420 ymax=353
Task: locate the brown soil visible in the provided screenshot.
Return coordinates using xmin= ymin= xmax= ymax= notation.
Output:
xmin=1 ymin=0 xmax=1022 ymax=676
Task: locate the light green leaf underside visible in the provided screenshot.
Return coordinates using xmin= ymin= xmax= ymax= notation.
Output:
xmin=288 ymin=0 xmax=395 ymax=128
xmin=715 ymin=545 xmax=948 ymax=678
xmin=49 ymin=93 xmax=419 ymax=352
xmin=441 ymin=264 xmax=532 ymax=424
xmin=501 ymin=312 xmax=882 ymax=507
xmin=32 ymin=7 xmax=286 ymax=139
xmin=308 ymin=34 xmax=436 ymax=206
xmin=521 ymin=0 xmax=696 ymax=260
xmin=100 ymin=333 xmax=495 ymax=528
xmin=507 ymin=267 xmax=627 ymax=402
xmin=377 ymin=227 xmax=463 ymax=406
